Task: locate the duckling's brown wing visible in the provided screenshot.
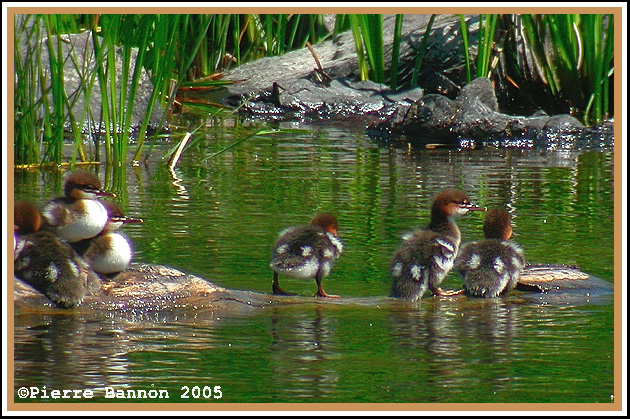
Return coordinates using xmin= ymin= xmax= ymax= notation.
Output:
xmin=40 ymin=197 xmax=73 ymax=228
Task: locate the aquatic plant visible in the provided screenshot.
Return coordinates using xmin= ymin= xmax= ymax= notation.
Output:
xmin=517 ymin=14 xmax=614 ymax=124
xmin=14 ymin=12 xmax=615 ymax=170
xmin=347 ymin=13 xmax=614 ymax=125
xmin=13 ymin=13 xmax=334 ymax=167
xmin=14 ymin=14 xmax=92 ymax=167
xmin=460 ymin=13 xmax=614 ymax=124
xmin=348 ymin=14 xmax=411 ymax=88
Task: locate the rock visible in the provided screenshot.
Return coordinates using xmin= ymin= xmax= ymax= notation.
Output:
xmin=373 ymin=77 xmax=614 ymax=149
xmin=14 ymin=262 xmax=613 ymax=315
xmin=207 ymin=13 xmax=613 ymax=150
xmin=213 ymin=14 xmax=471 ymax=122
xmin=14 ymin=264 xmax=283 ymax=315
xmin=15 ymin=15 xmax=164 ymax=135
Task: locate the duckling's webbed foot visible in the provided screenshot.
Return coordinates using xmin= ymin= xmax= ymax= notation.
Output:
xmin=314 ymin=276 xmax=339 ymax=298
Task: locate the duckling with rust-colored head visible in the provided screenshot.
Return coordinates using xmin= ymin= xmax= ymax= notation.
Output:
xmin=270 ymin=213 xmax=343 ymax=298
xmin=455 ymin=207 xmax=526 ymax=298
xmin=390 ymin=188 xmax=486 ymax=301
xmin=14 ymin=201 xmax=100 ymax=308
xmin=41 ymin=170 xmax=116 ymax=243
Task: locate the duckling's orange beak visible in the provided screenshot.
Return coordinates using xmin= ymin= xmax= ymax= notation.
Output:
xmin=122 ymin=216 xmax=144 ymax=224
xmin=462 ymin=203 xmax=487 ymax=212
xmin=95 ymin=189 xmax=117 ymax=198
xmin=110 ymin=216 xmax=143 ymax=224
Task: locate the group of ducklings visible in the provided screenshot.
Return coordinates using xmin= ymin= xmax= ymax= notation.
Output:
xmin=14 ymin=170 xmax=142 ymax=308
xmin=272 ymin=188 xmax=526 ymax=301
xmin=14 ymin=171 xmax=525 ymax=308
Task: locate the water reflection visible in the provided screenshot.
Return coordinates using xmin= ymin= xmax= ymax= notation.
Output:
xmin=269 ymin=305 xmax=340 ymax=401
xmin=14 ymin=314 xmax=133 ymax=393
xmin=385 ymin=298 xmax=524 ymax=402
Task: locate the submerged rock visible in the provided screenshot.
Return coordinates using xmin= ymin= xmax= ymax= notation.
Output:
xmin=13 ymin=264 xmax=284 ymax=316
xmin=14 ymin=262 xmax=613 ymax=315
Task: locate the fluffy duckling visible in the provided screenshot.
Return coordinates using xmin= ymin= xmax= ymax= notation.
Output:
xmin=72 ymin=201 xmax=143 ymax=276
xmin=390 ymin=188 xmax=486 ymax=301
xmin=41 ymin=170 xmax=115 ymax=243
xmin=455 ymin=208 xmax=526 ymax=297
xmin=270 ymin=213 xmax=343 ymax=298
xmin=14 ymin=201 xmax=100 ymax=308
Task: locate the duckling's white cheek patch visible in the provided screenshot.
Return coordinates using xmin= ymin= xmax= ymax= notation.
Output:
xmin=276 ymin=244 xmax=289 ymax=255
xmin=454 ymin=206 xmax=470 ymax=216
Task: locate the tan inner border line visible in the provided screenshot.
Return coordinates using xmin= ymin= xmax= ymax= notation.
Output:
xmin=5 ymin=5 xmax=624 ymax=414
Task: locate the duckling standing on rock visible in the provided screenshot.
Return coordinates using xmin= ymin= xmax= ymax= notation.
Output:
xmin=40 ymin=170 xmax=116 ymax=243
xmin=390 ymin=188 xmax=486 ymax=301
xmin=270 ymin=213 xmax=343 ymax=298
xmin=72 ymin=201 xmax=143 ymax=277
xmin=14 ymin=201 xmax=100 ymax=308
xmin=455 ymin=208 xmax=526 ymax=297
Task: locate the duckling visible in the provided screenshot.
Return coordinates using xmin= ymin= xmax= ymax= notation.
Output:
xmin=455 ymin=208 xmax=526 ymax=297
xmin=390 ymin=188 xmax=486 ymax=301
xmin=41 ymin=170 xmax=115 ymax=242
xmin=14 ymin=201 xmax=100 ymax=308
xmin=270 ymin=213 xmax=343 ymax=298
xmin=72 ymin=201 xmax=143 ymax=276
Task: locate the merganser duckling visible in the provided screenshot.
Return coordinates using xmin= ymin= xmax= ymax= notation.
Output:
xmin=41 ymin=170 xmax=115 ymax=243
xmin=390 ymin=188 xmax=486 ymax=301
xmin=72 ymin=201 xmax=143 ymax=276
xmin=270 ymin=213 xmax=343 ymax=298
xmin=455 ymin=208 xmax=526 ymax=297
xmin=14 ymin=201 xmax=100 ymax=308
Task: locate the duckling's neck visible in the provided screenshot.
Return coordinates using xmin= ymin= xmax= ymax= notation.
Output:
xmin=428 ymin=214 xmax=461 ymax=240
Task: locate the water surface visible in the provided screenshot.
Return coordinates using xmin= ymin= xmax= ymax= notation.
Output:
xmin=12 ymin=121 xmax=615 ymax=406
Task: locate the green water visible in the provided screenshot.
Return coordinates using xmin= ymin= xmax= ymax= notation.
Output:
xmin=12 ymin=122 xmax=615 ymax=406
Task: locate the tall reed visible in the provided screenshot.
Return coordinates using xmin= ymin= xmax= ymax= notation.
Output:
xmin=516 ymin=14 xmax=614 ymax=124
xmin=14 ymin=14 xmax=90 ymax=166
xmin=14 ymin=13 xmax=335 ymax=167
xmin=348 ymin=14 xmax=409 ymax=87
